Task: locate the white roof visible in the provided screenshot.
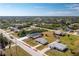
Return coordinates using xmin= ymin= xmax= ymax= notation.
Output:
xmin=54 ymin=31 xmax=62 ymax=34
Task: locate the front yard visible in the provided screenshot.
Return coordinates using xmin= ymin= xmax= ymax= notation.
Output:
xmin=5 ymin=46 xmax=31 ymax=56
xmin=24 ymin=38 xmax=39 ymax=47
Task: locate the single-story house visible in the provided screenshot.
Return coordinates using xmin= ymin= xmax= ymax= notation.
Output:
xmin=9 ymin=27 xmax=20 ymax=32
xmin=29 ymin=33 xmax=42 ymax=39
xmin=48 ymin=42 xmax=68 ymax=52
xmin=65 ymin=28 xmax=74 ymax=32
xmin=75 ymin=29 xmax=79 ymax=34
xmin=54 ymin=31 xmax=66 ymax=36
xmin=35 ymin=38 xmax=48 ymax=45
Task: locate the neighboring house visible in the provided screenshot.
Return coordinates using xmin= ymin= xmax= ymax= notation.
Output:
xmin=9 ymin=27 xmax=20 ymax=32
xmin=65 ymin=27 xmax=74 ymax=32
xmin=35 ymin=38 xmax=48 ymax=45
xmin=75 ymin=29 xmax=79 ymax=34
xmin=29 ymin=33 xmax=42 ymax=39
xmin=48 ymin=42 xmax=68 ymax=52
xmin=54 ymin=31 xmax=66 ymax=36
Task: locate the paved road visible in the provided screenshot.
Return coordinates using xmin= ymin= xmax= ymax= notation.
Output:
xmin=0 ymin=29 xmax=47 ymax=56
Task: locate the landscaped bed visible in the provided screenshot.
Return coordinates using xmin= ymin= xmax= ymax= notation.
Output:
xmin=5 ymin=46 xmax=31 ymax=56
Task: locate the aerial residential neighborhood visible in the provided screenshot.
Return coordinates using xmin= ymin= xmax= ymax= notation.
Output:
xmin=0 ymin=3 xmax=79 ymax=56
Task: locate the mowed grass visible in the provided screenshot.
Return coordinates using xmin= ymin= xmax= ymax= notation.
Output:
xmin=43 ymin=31 xmax=79 ymax=56
xmin=11 ymin=32 xmax=19 ymax=38
xmin=42 ymin=31 xmax=55 ymax=43
xmin=45 ymin=49 xmax=73 ymax=56
xmin=36 ymin=45 xmax=47 ymax=50
xmin=24 ymin=38 xmax=39 ymax=47
xmin=5 ymin=46 xmax=31 ymax=56
xmin=60 ymin=35 xmax=79 ymax=50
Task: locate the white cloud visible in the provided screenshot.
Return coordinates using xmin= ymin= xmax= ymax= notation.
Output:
xmin=45 ymin=10 xmax=78 ymax=16
xmin=66 ymin=4 xmax=79 ymax=11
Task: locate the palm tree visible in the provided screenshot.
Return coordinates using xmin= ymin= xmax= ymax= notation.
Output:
xmin=15 ymin=38 xmax=18 ymax=56
xmin=0 ymin=33 xmax=8 ymax=56
xmin=8 ymin=40 xmax=12 ymax=56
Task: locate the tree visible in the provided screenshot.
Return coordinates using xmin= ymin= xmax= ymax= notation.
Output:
xmin=18 ymin=29 xmax=26 ymax=37
xmin=8 ymin=40 xmax=12 ymax=56
xmin=0 ymin=33 xmax=8 ymax=56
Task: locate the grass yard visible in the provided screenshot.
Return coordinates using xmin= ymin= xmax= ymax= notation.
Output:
xmin=45 ymin=49 xmax=73 ymax=56
xmin=36 ymin=45 xmax=47 ymax=50
xmin=42 ymin=31 xmax=55 ymax=43
xmin=43 ymin=31 xmax=79 ymax=56
xmin=24 ymin=38 xmax=39 ymax=46
xmin=60 ymin=35 xmax=79 ymax=50
xmin=5 ymin=46 xmax=31 ymax=56
xmin=11 ymin=32 xmax=19 ymax=38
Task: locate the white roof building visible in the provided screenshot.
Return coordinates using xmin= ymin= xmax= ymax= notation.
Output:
xmin=54 ymin=30 xmax=66 ymax=36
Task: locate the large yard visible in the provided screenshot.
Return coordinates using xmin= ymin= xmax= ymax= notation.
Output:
xmin=43 ymin=31 xmax=79 ymax=56
xmin=42 ymin=31 xmax=56 ymax=43
xmin=60 ymin=35 xmax=79 ymax=50
xmin=44 ymin=34 xmax=79 ymax=56
xmin=24 ymin=38 xmax=39 ymax=47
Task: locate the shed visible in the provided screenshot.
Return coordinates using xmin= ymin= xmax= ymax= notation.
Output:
xmin=9 ymin=27 xmax=20 ymax=32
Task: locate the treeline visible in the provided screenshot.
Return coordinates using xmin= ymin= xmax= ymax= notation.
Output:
xmin=18 ymin=28 xmax=47 ymax=37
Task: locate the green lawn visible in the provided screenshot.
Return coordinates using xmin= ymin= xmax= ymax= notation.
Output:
xmin=24 ymin=39 xmax=39 ymax=46
xmin=60 ymin=35 xmax=79 ymax=50
xmin=36 ymin=45 xmax=47 ymax=50
xmin=5 ymin=46 xmax=31 ymax=56
xmin=12 ymin=32 xmax=20 ymax=38
xmin=45 ymin=32 xmax=79 ymax=56
xmin=45 ymin=49 xmax=73 ymax=56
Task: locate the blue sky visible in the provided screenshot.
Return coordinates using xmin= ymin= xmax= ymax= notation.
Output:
xmin=0 ymin=3 xmax=79 ymax=16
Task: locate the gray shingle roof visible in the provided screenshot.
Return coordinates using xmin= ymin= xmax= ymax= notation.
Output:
xmin=35 ymin=38 xmax=48 ymax=44
xmin=49 ymin=42 xmax=67 ymax=51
